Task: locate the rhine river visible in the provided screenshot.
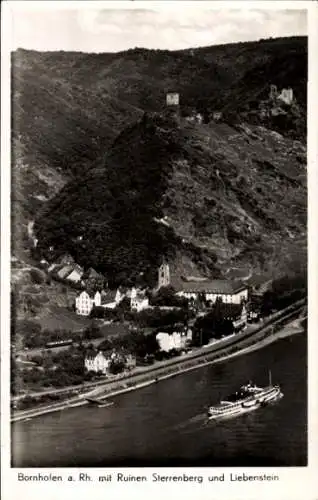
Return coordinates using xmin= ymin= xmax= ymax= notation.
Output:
xmin=12 ymin=332 xmax=307 ymax=467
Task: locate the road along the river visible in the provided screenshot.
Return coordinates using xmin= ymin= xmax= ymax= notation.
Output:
xmin=11 ymin=299 xmax=305 ymax=422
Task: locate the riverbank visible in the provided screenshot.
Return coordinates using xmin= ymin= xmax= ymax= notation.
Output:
xmin=11 ymin=309 xmax=305 ymax=422
xmin=86 ymin=319 xmax=305 ymax=401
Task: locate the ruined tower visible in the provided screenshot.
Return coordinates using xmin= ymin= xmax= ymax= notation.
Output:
xmin=277 ymin=88 xmax=293 ymax=106
xmin=166 ymin=92 xmax=179 ymax=107
xmin=165 ymin=92 xmax=180 ymax=119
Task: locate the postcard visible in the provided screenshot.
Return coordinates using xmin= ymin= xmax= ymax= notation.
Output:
xmin=1 ymin=1 xmax=317 ymax=499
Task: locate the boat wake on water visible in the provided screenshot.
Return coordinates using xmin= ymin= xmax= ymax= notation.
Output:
xmin=171 ymin=413 xmax=208 ymax=432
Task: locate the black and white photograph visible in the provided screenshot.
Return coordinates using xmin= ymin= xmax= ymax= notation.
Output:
xmin=2 ymin=0 xmax=315 ymax=483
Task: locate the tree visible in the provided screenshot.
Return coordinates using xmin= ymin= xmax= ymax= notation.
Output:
xmin=193 ymin=297 xmax=236 ymax=342
xmin=260 ymin=290 xmax=274 ymax=315
xmin=150 ymin=286 xmax=188 ymax=308
xmin=83 ymin=324 xmax=101 ymax=340
xmin=29 ymin=268 xmax=45 ymax=284
xmin=115 ymin=296 xmax=131 ymax=313
xmin=90 ymin=306 xmax=105 ymax=318
xmin=109 ymin=359 xmax=125 ymax=374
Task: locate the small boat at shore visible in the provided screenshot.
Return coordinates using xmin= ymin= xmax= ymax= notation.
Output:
xmin=96 ymin=402 xmax=114 ymax=408
xmin=85 ymin=397 xmax=114 ymax=407
xmin=207 ymin=371 xmax=283 ymax=421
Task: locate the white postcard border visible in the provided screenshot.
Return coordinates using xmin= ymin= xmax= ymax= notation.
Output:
xmin=1 ymin=1 xmax=317 ymax=499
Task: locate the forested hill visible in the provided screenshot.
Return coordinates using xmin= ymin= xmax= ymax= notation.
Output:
xmin=12 ymin=36 xmax=307 ymax=282
xmin=180 ymin=36 xmax=307 ymax=108
xmin=12 ymin=37 xmax=307 ymax=181
xmin=35 ymin=112 xmax=306 ymax=287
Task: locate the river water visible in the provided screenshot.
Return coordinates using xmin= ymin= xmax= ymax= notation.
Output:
xmin=12 ymin=332 xmax=307 ymax=467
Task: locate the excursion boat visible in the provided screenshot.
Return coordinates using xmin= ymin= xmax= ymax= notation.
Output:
xmin=207 ymin=372 xmax=283 ymax=421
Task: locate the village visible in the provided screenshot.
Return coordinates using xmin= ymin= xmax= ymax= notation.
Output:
xmin=81 ymin=261 xmax=255 ymax=377
xmin=30 ymin=249 xmax=268 ymax=383
xmin=13 ymin=236 xmax=305 ymax=414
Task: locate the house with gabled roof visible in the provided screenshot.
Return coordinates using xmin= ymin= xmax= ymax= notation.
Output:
xmin=66 ymin=264 xmax=84 ymax=283
xmin=53 ymin=259 xmax=84 ymax=284
xmin=83 ymin=267 xmax=106 ymax=287
xmin=84 ymin=350 xmax=112 ymax=375
xmin=85 ymin=267 xmax=101 ymax=279
xmin=57 ymin=264 xmax=74 ymax=279
xmin=247 ymin=274 xmax=273 ymax=296
xmin=75 ymin=290 xmax=101 ymax=316
xmin=100 ymin=288 xmax=125 ymax=309
xmin=48 ymin=253 xmax=74 ymax=273
xmin=130 ymin=287 xmax=149 ymax=312
xmin=84 ymin=348 xmax=134 ymax=375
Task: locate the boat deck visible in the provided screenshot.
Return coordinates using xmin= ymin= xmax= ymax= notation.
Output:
xmin=209 ymin=385 xmax=280 ymax=412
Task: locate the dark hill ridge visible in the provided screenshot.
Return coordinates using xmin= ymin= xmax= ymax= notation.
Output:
xmin=11 ymin=36 xmax=307 ymax=281
xmin=180 ymin=36 xmax=307 ymax=105
xmin=11 ymin=44 xmax=229 ymax=189
xmin=12 ymin=36 xmax=307 ymax=185
xmin=35 ymin=114 xmax=193 ymax=285
xmin=35 ymin=113 xmax=306 ymax=287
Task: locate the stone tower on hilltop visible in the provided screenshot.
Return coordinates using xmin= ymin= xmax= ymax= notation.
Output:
xmin=165 ymin=92 xmax=180 ymax=119
xmin=158 ymin=260 xmax=170 ymax=289
xmin=166 ymin=92 xmax=179 ymax=107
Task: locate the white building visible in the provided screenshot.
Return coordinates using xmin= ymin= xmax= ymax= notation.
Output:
xmin=156 ymin=329 xmax=191 ymax=352
xmin=84 ymin=351 xmax=112 ymax=375
xmin=156 ymin=332 xmax=175 ymax=352
xmin=75 ymin=291 xmax=102 ymax=316
xmin=176 ymin=279 xmax=248 ymax=305
xmin=130 ymin=288 xmax=149 ymax=312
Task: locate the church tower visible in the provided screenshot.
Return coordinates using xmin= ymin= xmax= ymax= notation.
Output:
xmin=158 ymin=260 xmax=170 ymax=289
